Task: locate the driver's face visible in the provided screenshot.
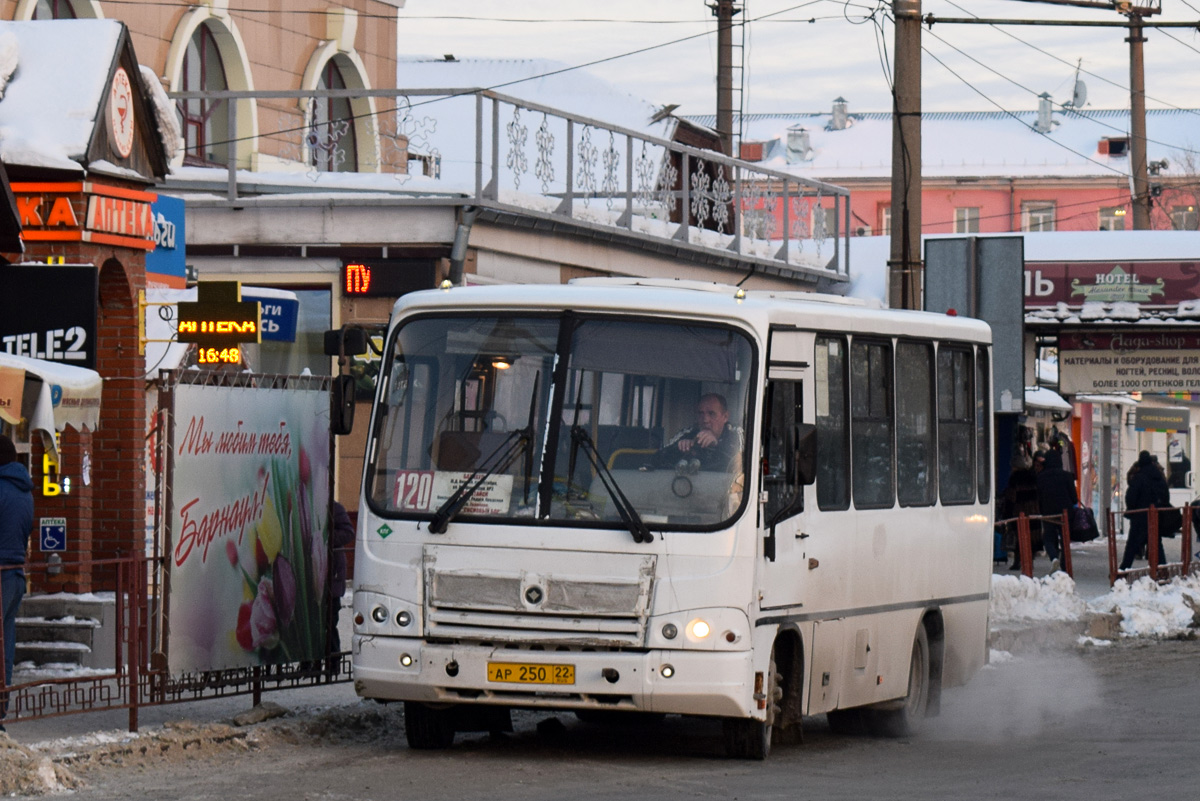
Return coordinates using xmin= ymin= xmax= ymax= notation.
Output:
xmin=696 ymin=398 xmax=728 ymax=435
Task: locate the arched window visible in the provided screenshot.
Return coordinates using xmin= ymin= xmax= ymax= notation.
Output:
xmin=178 ymin=23 xmax=230 ymax=166
xmin=31 ymin=0 xmax=76 ymax=18
xmin=311 ymin=58 xmax=357 ymax=172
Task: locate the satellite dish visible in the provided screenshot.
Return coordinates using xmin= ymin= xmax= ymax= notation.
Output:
xmin=1071 ymin=79 xmax=1088 ymax=109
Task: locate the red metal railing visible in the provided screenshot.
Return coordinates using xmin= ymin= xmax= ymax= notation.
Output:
xmin=1108 ymin=504 xmax=1196 ymax=586
xmin=0 ymin=555 xmax=351 ymax=732
xmin=995 ymin=510 xmax=1073 ymax=579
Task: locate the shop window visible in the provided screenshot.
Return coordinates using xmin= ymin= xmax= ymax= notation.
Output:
xmin=179 ymin=23 xmax=230 ymax=167
xmin=880 ymin=204 xmax=892 ymax=236
xmin=311 ymin=57 xmax=358 ymax=173
xmin=244 ymin=288 xmax=332 ymax=377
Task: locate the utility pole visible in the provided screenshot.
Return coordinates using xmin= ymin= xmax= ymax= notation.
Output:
xmin=889 ymin=0 xmax=922 ymax=310
xmin=1127 ymin=12 xmax=1151 ymax=229
xmin=711 ymin=0 xmax=739 ymax=157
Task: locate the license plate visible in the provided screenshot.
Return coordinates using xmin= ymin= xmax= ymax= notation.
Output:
xmin=487 ymin=662 xmax=575 ymax=685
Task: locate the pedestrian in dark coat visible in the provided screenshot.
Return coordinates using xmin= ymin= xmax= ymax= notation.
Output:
xmin=328 ymin=502 xmax=355 ymax=654
xmin=0 ymin=435 xmax=32 ymax=717
xmin=1000 ymin=466 xmax=1042 ymax=569
xmin=1036 ymin=448 xmax=1077 ymax=568
xmin=1120 ymin=450 xmax=1171 ymax=570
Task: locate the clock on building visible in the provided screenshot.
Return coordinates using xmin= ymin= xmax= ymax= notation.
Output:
xmin=108 ymin=67 xmax=135 ymax=159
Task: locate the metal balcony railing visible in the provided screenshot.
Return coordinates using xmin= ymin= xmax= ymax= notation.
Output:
xmin=168 ymin=87 xmax=851 ymax=282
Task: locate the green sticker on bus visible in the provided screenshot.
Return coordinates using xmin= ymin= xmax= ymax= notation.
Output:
xmin=377 ymin=524 xmax=393 ymax=539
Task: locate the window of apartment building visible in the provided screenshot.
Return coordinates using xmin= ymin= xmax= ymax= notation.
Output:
xmin=1172 ymin=205 xmax=1199 ymax=231
xmin=954 ymin=207 xmax=980 ymax=233
xmin=880 ymin=205 xmax=892 ymax=236
xmin=1099 ymin=206 xmax=1127 ymax=231
xmin=311 ymin=58 xmax=358 ymax=173
xmin=179 ymin=23 xmax=230 ymax=166
xmin=1021 ymin=202 xmax=1055 ymax=232
xmin=32 ymin=0 xmax=76 ymax=18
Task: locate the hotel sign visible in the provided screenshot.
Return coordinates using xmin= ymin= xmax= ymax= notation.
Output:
xmin=12 ymin=181 xmax=157 ymax=251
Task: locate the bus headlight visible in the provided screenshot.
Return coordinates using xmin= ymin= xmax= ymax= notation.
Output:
xmin=399 ymin=653 xmax=414 ymax=667
xmin=660 ymin=664 xmax=675 ymax=678
xmin=688 ymin=619 xmax=711 ymax=639
xmin=396 ymin=610 xmax=412 ymax=627
xmin=661 ymin=623 xmax=678 ymax=640
xmin=371 ymin=606 xmax=389 ymax=624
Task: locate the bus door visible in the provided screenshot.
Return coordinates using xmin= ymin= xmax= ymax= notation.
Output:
xmin=757 ymin=330 xmax=815 ymax=611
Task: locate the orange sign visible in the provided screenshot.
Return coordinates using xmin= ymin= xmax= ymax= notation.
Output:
xmin=11 ymin=181 xmax=158 ymax=251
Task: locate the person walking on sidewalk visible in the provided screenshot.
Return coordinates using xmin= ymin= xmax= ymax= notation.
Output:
xmin=0 ymin=435 xmax=32 ymax=720
xmin=1036 ymin=447 xmax=1077 ymax=571
xmin=1120 ymin=450 xmax=1171 ymax=571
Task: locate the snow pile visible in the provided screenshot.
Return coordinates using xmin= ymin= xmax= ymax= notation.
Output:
xmin=990 ymin=572 xmax=1088 ymax=623
xmin=1089 ymin=573 xmax=1200 ymax=638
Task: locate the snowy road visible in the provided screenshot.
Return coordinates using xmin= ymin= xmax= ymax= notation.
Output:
xmin=31 ymin=636 xmax=1200 ymax=801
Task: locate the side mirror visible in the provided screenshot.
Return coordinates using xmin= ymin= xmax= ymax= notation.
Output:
xmin=324 ymin=327 xmax=370 ymax=358
xmin=795 ymin=423 xmax=817 ymax=486
xmin=330 ymin=374 xmax=356 ymax=436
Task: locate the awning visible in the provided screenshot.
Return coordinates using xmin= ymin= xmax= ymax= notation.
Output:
xmin=0 ymin=352 xmax=103 ymax=441
xmin=1025 ymin=386 xmax=1072 ymax=412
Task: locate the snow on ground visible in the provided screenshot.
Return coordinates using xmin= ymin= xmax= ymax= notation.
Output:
xmin=990 ymin=571 xmax=1200 ymax=639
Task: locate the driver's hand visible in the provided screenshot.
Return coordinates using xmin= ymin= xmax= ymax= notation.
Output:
xmin=694 ymin=430 xmax=718 ymax=448
xmin=678 ymin=438 xmax=695 ymax=452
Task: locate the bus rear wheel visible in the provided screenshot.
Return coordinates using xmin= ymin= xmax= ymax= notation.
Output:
xmin=723 ymin=653 xmax=779 ymax=760
xmin=869 ymin=624 xmax=929 ymax=738
xmin=404 ymin=701 xmax=456 ymax=749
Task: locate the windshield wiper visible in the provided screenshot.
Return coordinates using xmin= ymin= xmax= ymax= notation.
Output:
xmin=428 ymin=374 xmax=540 ymax=534
xmin=570 ymin=425 xmax=654 ymax=544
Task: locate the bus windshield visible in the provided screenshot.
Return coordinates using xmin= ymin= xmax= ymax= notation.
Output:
xmin=366 ymin=313 xmax=755 ymax=531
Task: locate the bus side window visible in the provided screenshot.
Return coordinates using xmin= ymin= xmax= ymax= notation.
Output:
xmin=851 ymin=338 xmax=895 ymax=509
xmin=815 ymin=335 xmax=849 ymax=510
xmin=938 ymin=345 xmax=976 ymax=504
xmin=763 ymin=380 xmax=803 ymax=522
xmin=897 ymin=341 xmax=935 ymax=506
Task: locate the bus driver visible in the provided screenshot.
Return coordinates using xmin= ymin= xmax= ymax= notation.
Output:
xmin=654 ymin=393 xmax=743 ymax=473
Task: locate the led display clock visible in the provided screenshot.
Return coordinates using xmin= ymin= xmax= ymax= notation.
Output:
xmin=176 ymin=281 xmax=262 ymax=353
xmin=341 ymin=259 xmax=437 ymax=298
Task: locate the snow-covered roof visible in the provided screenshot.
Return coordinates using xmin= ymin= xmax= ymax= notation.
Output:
xmin=1025 ymin=386 xmax=1071 ymax=412
xmin=0 ymin=20 xmax=124 ymax=172
xmin=688 ymin=107 xmax=1199 ymax=181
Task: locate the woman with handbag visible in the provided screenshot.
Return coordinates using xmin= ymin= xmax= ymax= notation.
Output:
xmin=1120 ymin=451 xmax=1170 ymax=571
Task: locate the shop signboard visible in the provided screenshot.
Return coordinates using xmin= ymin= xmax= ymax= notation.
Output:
xmin=1025 ymin=261 xmax=1200 ymax=308
xmin=1059 ymin=330 xmax=1200 ymax=395
xmin=0 ymin=264 xmax=98 ymax=369
xmin=145 ymin=195 xmax=186 ymax=289
xmin=167 ymin=380 xmax=330 ymax=673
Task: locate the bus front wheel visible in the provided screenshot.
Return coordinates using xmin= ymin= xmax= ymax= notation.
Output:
xmin=869 ymin=624 xmax=929 ymax=738
xmin=723 ymin=652 xmax=779 ymax=760
xmin=404 ymin=701 xmax=456 ymax=749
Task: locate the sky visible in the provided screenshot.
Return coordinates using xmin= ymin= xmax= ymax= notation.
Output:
xmin=397 ymin=1 xmax=1200 ymax=118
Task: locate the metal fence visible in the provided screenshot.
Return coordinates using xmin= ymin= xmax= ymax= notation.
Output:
xmin=168 ymin=86 xmax=851 ymax=284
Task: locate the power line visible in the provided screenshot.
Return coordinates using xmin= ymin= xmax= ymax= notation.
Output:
xmin=922 ymin=25 xmax=1200 ymax=157
xmin=183 ymin=1 xmax=830 ymax=157
xmin=941 ymin=0 xmax=1200 ymax=118
xmin=920 ymin=46 xmax=1130 ymax=178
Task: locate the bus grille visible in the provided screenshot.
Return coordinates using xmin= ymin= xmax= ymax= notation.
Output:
xmin=423 ymin=554 xmax=655 ymax=646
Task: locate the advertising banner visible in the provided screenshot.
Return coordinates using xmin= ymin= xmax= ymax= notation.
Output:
xmin=0 ymin=264 xmax=98 ymax=369
xmin=1059 ymin=330 xmax=1200 ymax=395
xmin=167 ymin=381 xmax=330 ymax=673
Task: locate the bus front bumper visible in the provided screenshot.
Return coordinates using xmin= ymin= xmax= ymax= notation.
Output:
xmin=352 ymin=635 xmax=754 ymax=719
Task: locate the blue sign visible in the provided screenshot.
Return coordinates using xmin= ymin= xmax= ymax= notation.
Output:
xmin=39 ymin=517 xmax=66 ymax=552
xmin=243 ymin=294 xmax=299 ymax=342
xmin=146 ymin=195 xmax=187 ymax=288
